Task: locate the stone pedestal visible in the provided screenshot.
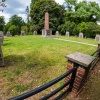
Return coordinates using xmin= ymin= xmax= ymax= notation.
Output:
xmin=42 ymin=29 xmax=52 ymax=37
xmin=65 ymin=52 xmax=95 ymax=97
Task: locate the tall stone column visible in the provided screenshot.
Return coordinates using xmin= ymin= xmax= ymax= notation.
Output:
xmin=44 ymin=10 xmax=49 ymax=30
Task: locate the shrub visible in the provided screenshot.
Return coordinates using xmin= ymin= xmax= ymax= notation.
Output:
xmin=58 ymin=21 xmax=76 ymax=35
xmin=8 ymin=25 xmax=19 ymax=36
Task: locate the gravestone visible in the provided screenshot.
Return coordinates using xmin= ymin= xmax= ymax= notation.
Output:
xmin=42 ymin=29 xmax=45 ymax=36
xmin=33 ymin=31 xmax=37 ymax=35
xmin=6 ymin=31 xmax=11 ymax=37
xmin=0 ymin=31 xmax=4 ymax=45
xmin=66 ymin=31 xmax=69 ymax=37
xmin=42 ymin=10 xmax=52 ymax=37
xmin=21 ymin=31 xmax=25 ymax=36
xmin=56 ymin=31 xmax=59 ymax=36
xmin=95 ymin=34 xmax=100 ymax=41
xmin=79 ymin=32 xmax=83 ymax=38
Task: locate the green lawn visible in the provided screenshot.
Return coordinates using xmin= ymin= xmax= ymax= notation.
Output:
xmin=0 ymin=35 xmax=98 ymax=99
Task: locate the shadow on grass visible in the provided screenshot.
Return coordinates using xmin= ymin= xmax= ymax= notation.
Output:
xmin=3 ymin=43 xmax=12 ymax=46
xmin=4 ymin=54 xmax=25 ymax=67
xmin=3 ymin=51 xmax=55 ymax=69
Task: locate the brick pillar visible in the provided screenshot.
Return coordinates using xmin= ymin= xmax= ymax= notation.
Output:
xmin=65 ymin=52 xmax=95 ymax=97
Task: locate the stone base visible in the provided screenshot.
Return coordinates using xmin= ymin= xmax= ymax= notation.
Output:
xmin=42 ymin=29 xmax=52 ymax=37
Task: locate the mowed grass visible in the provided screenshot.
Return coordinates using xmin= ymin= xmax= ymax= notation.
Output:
xmin=0 ymin=35 xmax=98 ymax=99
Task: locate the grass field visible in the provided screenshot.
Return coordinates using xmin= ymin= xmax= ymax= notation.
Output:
xmin=0 ymin=35 xmax=98 ymax=99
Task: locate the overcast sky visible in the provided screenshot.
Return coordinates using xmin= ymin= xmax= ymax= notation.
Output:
xmin=0 ymin=0 xmax=100 ymax=23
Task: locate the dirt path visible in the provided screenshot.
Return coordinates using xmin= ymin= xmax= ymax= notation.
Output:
xmin=54 ymin=38 xmax=97 ymax=47
xmin=77 ymin=60 xmax=100 ymax=100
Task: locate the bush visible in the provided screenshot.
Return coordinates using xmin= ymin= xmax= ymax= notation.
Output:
xmin=87 ymin=22 xmax=100 ymax=37
xmin=21 ymin=26 xmax=28 ymax=33
xmin=8 ymin=25 xmax=19 ymax=36
xmin=76 ymin=22 xmax=88 ymax=37
xmin=73 ymin=22 xmax=100 ymax=38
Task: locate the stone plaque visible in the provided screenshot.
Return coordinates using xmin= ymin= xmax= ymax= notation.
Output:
xmin=66 ymin=31 xmax=69 ymax=37
xmin=95 ymin=34 xmax=100 ymax=41
xmin=79 ymin=32 xmax=83 ymax=38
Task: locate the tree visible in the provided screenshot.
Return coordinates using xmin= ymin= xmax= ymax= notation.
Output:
xmin=8 ymin=15 xmax=25 ymax=35
xmin=65 ymin=0 xmax=77 ymax=10
xmin=0 ymin=16 xmax=5 ymax=31
xmin=58 ymin=21 xmax=76 ymax=35
xmin=30 ymin=0 xmax=63 ymax=32
xmin=8 ymin=25 xmax=19 ymax=36
xmin=64 ymin=0 xmax=100 ymax=24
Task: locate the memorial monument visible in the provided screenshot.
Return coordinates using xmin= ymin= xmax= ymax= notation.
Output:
xmin=42 ymin=10 xmax=52 ymax=37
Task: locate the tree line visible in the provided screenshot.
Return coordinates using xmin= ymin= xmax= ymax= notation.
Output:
xmin=0 ymin=0 xmax=100 ymax=37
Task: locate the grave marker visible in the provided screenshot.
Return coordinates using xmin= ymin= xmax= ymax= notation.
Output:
xmin=6 ymin=31 xmax=11 ymax=37
xmin=79 ymin=32 xmax=83 ymax=38
xmin=66 ymin=31 xmax=69 ymax=37
xmin=21 ymin=31 xmax=25 ymax=36
xmin=33 ymin=31 xmax=37 ymax=35
xmin=56 ymin=31 xmax=59 ymax=36
xmin=95 ymin=34 xmax=100 ymax=41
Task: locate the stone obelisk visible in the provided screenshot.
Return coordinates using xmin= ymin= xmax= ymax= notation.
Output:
xmin=42 ymin=10 xmax=52 ymax=37
xmin=44 ymin=10 xmax=49 ymax=30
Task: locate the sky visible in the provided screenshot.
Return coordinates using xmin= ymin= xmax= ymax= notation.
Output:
xmin=0 ymin=0 xmax=100 ymax=23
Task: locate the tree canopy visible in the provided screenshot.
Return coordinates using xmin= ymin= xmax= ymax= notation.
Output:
xmin=64 ymin=0 xmax=100 ymax=23
xmin=0 ymin=16 xmax=5 ymax=31
xmin=4 ymin=15 xmax=25 ymax=35
xmin=30 ymin=0 xmax=63 ymax=32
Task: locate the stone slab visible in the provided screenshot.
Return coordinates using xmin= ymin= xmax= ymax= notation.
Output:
xmin=66 ymin=52 xmax=95 ymax=67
